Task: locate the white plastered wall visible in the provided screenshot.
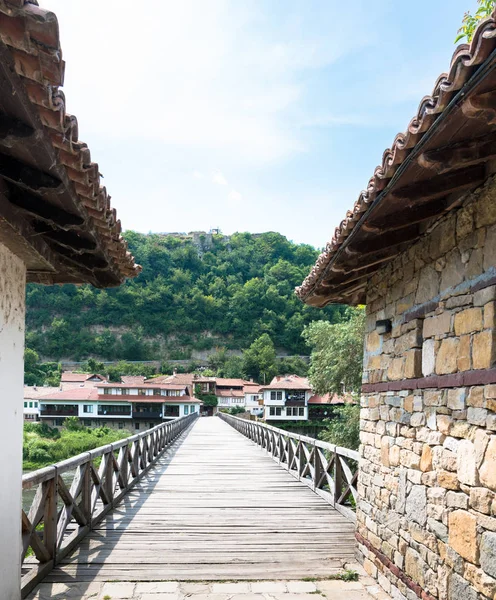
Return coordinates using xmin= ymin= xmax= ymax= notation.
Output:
xmin=0 ymin=244 xmax=26 ymax=600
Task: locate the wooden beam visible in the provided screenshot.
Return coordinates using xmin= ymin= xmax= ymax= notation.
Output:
xmin=418 ymin=134 xmax=496 ymax=174
xmin=361 ymin=197 xmax=450 ymax=234
xmin=391 ymin=163 xmax=486 ymax=202
xmin=344 ymin=224 xmax=419 ymax=258
xmin=0 ymin=152 xmax=62 ymax=191
xmin=0 ymin=113 xmax=35 ymax=141
xmin=7 ymin=184 xmax=84 ymax=228
xmin=31 ymin=223 xmax=97 ymax=252
xmin=461 ymin=90 xmax=496 ymax=124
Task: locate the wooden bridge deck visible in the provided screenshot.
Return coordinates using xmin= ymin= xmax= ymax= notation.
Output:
xmin=45 ymin=417 xmax=356 ymax=582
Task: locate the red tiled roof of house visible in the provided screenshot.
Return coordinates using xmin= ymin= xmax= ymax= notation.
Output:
xmin=308 ymin=393 xmax=352 ymax=405
xmin=98 ymin=395 xmax=202 ymax=404
xmin=0 ymin=1 xmax=140 ymax=285
xmin=296 ymin=11 xmax=496 ymax=306
xmin=38 ymin=387 xmax=99 ymax=401
xmin=243 ymin=384 xmax=262 ymax=394
xmin=24 ymin=385 xmax=60 ymax=399
xmin=151 ymin=373 xmax=195 ymax=386
xmin=61 ymin=372 xmax=105 ymax=383
xmin=216 ymin=389 xmax=245 ymax=398
xmin=216 ymin=378 xmax=252 ymax=387
xmin=99 ymin=382 xmax=187 ymax=391
xmin=121 ymin=376 xmax=147 ymax=386
xmin=260 ymin=375 xmax=312 ymax=391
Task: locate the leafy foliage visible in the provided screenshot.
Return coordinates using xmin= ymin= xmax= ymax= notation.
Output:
xmin=25 ymin=231 xmax=345 ymax=361
xmin=23 ymin=422 xmax=129 ymax=470
xmin=303 ymin=307 xmax=365 ymax=395
xmin=24 ymin=347 xmax=61 ymax=386
xmin=319 ymin=404 xmax=360 ymax=450
xmin=242 ymin=334 xmax=277 ymax=384
xmin=456 ymin=0 xmax=495 ymax=42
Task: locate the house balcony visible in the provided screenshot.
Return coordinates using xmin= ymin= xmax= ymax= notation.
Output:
xmin=40 ymin=405 xmax=78 ymax=417
xmin=132 ymin=411 xmax=162 ymax=420
xmin=98 ymin=406 xmax=132 ymax=417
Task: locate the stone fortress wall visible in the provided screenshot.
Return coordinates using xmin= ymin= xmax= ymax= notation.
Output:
xmin=357 ymin=177 xmax=496 ymax=600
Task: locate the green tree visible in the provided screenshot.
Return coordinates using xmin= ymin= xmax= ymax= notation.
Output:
xmin=303 ymin=307 xmax=365 ymax=395
xmin=242 ymin=334 xmax=277 ymax=384
xmin=319 ymin=404 xmax=360 ymax=450
xmin=456 ymin=0 xmax=495 ymax=42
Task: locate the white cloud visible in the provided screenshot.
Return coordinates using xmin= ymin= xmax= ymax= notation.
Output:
xmin=192 ymin=170 xmax=204 ymax=180
xmin=228 ymin=190 xmax=243 ymax=204
xmin=212 ymin=171 xmax=229 ymax=186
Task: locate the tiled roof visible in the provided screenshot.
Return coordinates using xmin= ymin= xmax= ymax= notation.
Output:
xmin=24 ymin=385 xmax=60 ymax=399
xmin=99 ymin=395 xmax=202 ymax=404
xmin=121 ymin=376 xmax=147 ymax=386
xmin=0 ymin=1 xmax=140 ymax=285
xmin=261 ymin=375 xmax=311 ymax=391
xmin=38 ymin=387 xmax=99 ymax=401
xmin=60 ymin=372 xmax=105 ymax=382
xmin=216 ymin=389 xmax=244 ymax=398
xmin=99 ymin=382 xmax=187 ymax=391
xmin=243 ymin=385 xmax=262 ymax=394
xmin=216 ymin=378 xmax=252 ymax=387
xmin=152 ymin=374 xmax=195 ymax=386
xmin=308 ymin=393 xmax=352 ymax=405
xmin=297 ymin=11 xmax=496 ymax=306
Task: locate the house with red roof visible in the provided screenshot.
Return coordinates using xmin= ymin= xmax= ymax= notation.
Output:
xmin=38 ymin=381 xmax=202 ymax=431
xmin=260 ymin=375 xmax=312 ymax=421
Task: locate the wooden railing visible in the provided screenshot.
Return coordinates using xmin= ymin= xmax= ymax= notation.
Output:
xmin=21 ymin=413 xmax=198 ymax=598
xmin=219 ymin=413 xmax=359 ymax=523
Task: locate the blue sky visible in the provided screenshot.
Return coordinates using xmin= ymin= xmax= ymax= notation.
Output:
xmin=47 ymin=0 xmax=473 ymax=248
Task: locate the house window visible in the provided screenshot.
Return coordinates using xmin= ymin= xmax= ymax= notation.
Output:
xmin=24 ymin=401 xmax=27 ymax=408
xmin=118 ymin=422 xmax=124 ymax=429
xmin=135 ymin=422 xmax=140 ymax=430
xmin=29 ymin=401 xmax=33 ymax=408
xmin=184 ymin=405 xmax=189 ymax=415
xmin=83 ymin=405 xmax=94 ymax=413
xmin=270 ymin=391 xmax=282 ymax=401
xmin=299 ymin=407 xmax=305 ymax=416
xmin=153 ymin=389 xmax=161 ymax=396
xmin=34 ymin=402 xmax=38 ymax=408
xmin=269 ymin=407 xmax=282 ymax=416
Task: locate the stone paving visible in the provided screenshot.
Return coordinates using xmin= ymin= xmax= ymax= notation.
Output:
xmin=26 ymin=576 xmax=391 ymax=600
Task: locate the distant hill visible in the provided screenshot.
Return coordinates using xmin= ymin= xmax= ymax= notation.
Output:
xmin=25 ymin=230 xmax=345 ymax=361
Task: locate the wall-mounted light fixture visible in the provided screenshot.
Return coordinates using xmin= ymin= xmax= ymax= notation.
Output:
xmin=376 ymin=319 xmax=392 ymax=335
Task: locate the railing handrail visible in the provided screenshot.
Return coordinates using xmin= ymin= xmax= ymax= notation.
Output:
xmin=218 ymin=412 xmax=359 ymax=523
xmin=21 ymin=413 xmax=198 ymax=598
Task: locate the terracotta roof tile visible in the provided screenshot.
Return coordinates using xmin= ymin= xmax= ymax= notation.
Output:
xmin=0 ymin=0 xmax=140 ymax=285
xmin=260 ymin=375 xmax=311 ymax=391
xmin=61 ymin=372 xmax=105 ymax=382
xmin=297 ymin=11 xmax=496 ymax=305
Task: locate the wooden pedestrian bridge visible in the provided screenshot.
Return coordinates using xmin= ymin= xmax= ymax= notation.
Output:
xmin=21 ymin=414 xmax=359 ymax=598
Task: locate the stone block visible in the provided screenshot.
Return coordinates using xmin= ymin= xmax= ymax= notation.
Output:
xmin=468 ymin=407 xmax=488 ymax=426
xmin=484 ymin=301 xmax=496 ymax=329
xmin=405 ymin=485 xmax=427 ymax=526
xmin=449 ymin=573 xmax=478 ymax=600
xmin=388 ymin=357 xmax=406 ymax=381
xmin=457 ymin=440 xmax=479 ymax=486
xmin=474 ymin=285 xmax=496 ymax=307
xmin=479 ymin=436 xmax=496 ymax=491
xmin=447 ymin=388 xmax=466 ymax=410
xmin=404 ymin=349 xmax=422 ymax=379
xmin=436 ymin=338 xmax=459 ymax=375
xmin=480 ymin=532 xmax=496 ymax=578
xmin=473 ymin=329 xmax=496 ymax=369
xmin=395 ymin=329 xmax=422 ymax=354
xmin=422 ymin=339 xmax=437 ymax=377
xmin=470 ymin=487 xmax=494 ymax=514
xmin=483 ymin=225 xmax=496 ymax=271
xmin=366 ymin=331 xmax=381 ymax=353
xmin=420 ymin=445 xmax=433 ymax=472
xmin=427 ymin=517 xmax=448 ymax=542
xmin=423 ymin=312 xmax=451 ymax=338
xmin=446 ymin=491 xmax=469 ymax=509
xmin=463 ymin=563 xmax=496 ymax=599
xmin=285 ymin=582 xmax=318 ymax=593
xmin=437 ymin=414 xmax=453 ymax=435
xmin=410 ymin=412 xmax=425 ymax=428
xmin=446 ymin=294 xmax=472 ymax=309
xmin=457 ymin=334 xmax=471 ymax=372
xmin=468 ymin=386 xmax=484 ymax=408
xmin=454 ymin=308 xmax=483 ymax=336
xmin=416 ymin=267 xmax=440 ymax=304
xmin=404 ymin=547 xmax=425 ymax=587
xmin=448 ymin=510 xmax=479 ymax=564
xmin=438 ymin=470 xmax=459 ymax=490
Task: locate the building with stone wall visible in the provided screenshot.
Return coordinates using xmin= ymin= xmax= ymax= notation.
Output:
xmin=297 ymin=13 xmax=496 ymax=600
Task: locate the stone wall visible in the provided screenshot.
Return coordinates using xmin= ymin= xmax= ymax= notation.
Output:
xmin=358 ymin=177 xmax=496 ymax=600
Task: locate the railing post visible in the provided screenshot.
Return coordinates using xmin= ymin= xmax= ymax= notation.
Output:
xmin=287 ymin=437 xmax=294 ymax=471
xmin=44 ymin=470 xmax=58 ymax=564
xmin=334 ymin=448 xmax=342 ymax=506
xmin=81 ymin=458 xmax=92 ymax=526
xmin=298 ymin=441 xmax=305 ymax=480
xmin=312 ymin=440 xmax=320 ymax=491
xmin=104 ymin=447 xmax=114 ymax=506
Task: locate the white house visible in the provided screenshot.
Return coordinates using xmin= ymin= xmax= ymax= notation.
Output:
xmin=37 ymin=383 xmax=202 ymax=431
xmin=261 ymin=375 xmax=312 ymax=421
xmin=243 ymin=383 xmax=263 ymax=416
xmin=23 ymin=386 xmax=60 ymax=421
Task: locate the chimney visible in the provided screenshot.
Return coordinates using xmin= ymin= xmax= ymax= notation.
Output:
xmin=173 ymin=369 xmax=177 ymax=376
xmin=250 ymin=378 xmax=253 ymax=383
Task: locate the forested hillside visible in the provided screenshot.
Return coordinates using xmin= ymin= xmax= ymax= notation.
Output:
xmin=26 ymin=231 xmax=344 ymax=361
